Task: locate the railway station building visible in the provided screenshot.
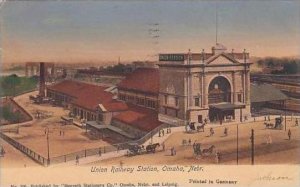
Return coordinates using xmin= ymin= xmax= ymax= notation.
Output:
xmin=158 ymin=43 xmax=252 ymax=126
xmin=46 ymin=43 xmax=254 ymax=139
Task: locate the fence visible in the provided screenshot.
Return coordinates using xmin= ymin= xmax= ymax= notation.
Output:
xmin=48 ymin=124 xmax=169 ymax=165
xmin=0 ymin=122 xmax=170 ymax=166
xmin=0 ymin=132 xmax=47 ymax=166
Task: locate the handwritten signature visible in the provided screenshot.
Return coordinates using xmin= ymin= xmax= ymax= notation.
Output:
xmin=254 ymin=172 xmax=293 ymax=181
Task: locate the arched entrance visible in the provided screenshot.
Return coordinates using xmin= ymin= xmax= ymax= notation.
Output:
xmin=208 ymin=76 xmax=233 ymax=122
xmin=208 ymin=76 xmax=231 ymax=104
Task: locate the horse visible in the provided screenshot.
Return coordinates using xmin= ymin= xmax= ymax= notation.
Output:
xmin=146 ymin=143 xmax=160 ymax=153
xmin=202 ymin=145 xmax=215 ymax=156
xmin=264 ymin=122 xmax=274 ymax=129
xmin=196 ymin=123 xmax=205 ymax=132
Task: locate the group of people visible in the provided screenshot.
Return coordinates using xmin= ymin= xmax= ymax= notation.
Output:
xmin=264 ymin=115 xmax=271 ymax=121
xmin=170 ymin=147 xmax=176 ymax=156
xmin=158 ymin=127 xmax=172 ymax=137
xmin=182 ymin=138 xmax=193 ymax=146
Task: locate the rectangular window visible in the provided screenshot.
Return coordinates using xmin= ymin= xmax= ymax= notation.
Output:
xmin=195 ymin=97 xmax=200 ymax=106
xmin=164 ymin=95 xmax=168 ymax=104
xmin=238 ymin=94 xmax=242 ymax=102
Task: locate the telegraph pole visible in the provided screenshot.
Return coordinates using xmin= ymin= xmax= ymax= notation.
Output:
xmin=45 ymin=127 xmax=50 ymax=166
xmin=250 ymin=129 xmax=254 ymax=165
xmin=285 ymin=100 xmax=287 ymax=131
xmin=236 ymin=123 xmax=239 ymax=165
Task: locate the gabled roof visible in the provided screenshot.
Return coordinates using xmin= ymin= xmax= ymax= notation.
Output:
xmin=47 ymin=80 xmax=128 ymax=112
xmin=251 ymin=83 xmax=288 ymax=103
xmin=117 ymin=68 xmax=159 ymax=95
xmin=205 ymin=53 xmax=240 ymax=65
xmin=112 ymin=104 xmax=162 ymax=132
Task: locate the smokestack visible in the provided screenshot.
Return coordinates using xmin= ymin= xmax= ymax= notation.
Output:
xmin=39 ymin=62 xmax=45 ymax=97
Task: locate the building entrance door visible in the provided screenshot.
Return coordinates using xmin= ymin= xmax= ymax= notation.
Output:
xmin=198 ymin=115 xmax=203 ymax=123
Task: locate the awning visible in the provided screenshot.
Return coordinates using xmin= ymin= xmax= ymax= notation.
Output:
xmin=209 ymin=103 xmax=245 ymax=111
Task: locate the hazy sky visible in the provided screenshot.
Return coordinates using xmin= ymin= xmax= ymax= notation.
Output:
xmin=1 ymin=0 xmax=300 ymax=64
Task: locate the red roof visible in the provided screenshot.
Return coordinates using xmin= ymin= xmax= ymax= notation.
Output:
xmin=47 ymin=80 xmax=128 ymax=112
xmin=117 ymin=68 xmax=159 ymax=95
xmin=112 ymin=104 xmax=162 ymax=132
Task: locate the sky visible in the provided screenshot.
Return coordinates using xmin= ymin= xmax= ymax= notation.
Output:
xmin=1 ymin=0 xmax=300 ymax=64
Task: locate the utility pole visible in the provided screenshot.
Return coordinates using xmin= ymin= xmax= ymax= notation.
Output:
xmin=236 ymin=122 xmax=239 ymax=165
xmin=285 ymin=100 xmax=287 ymax=131
xmin=46 ymin=127 xmax=50 ymax=166
xmin=250 ymin=129 xmax=254 ymax=165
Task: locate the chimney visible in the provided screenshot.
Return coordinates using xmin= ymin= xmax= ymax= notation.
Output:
xmin=39 ymin=62 xmax=45 ymax=97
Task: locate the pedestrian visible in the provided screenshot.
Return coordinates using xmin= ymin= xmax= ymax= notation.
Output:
xmin=204 ymin=118 xmax=207 ymax=124
xmin=120 ymin=160 xmax=124 ymax=167
xmin=268 ymin=115 xmax=270 ymax=121
xmin=295 ymin=119 xmax=298 ymax=126
xmin=162 ymin=143 xmax=165 ymax=151
xmin=210 ymin=128 xmax=214 ymax=136
xmin=188 ymin=138 xmax=192 ymax=146
xmin=98 ymin=149 xmax=102 ymax=156
xmin=44 ymin=129 xmax=47 ymax=135
xmin=288 ymin=129 xmax=291 ymax=140
xmin=59 ymin=130 xmax=62 ymax=136
xmin=268 ymin=133 xmax=272 ymax=144
xmin=162 ymin=129 xmax=165 ymax=136
xmin=264 ymin=116 xmax=267 ymax=121
xmin=215 ymin=151 xmax=221 ymax=164
xmin=171 ymin=147 xmax=174 ymax=156
xmin=182 ymin=139 xmax=186 ymax=146
xmin=75 ymin=155 xmax=79 ymax=165
xmin=224 ymin=127 xmax=228 ymax=136
xmin=159 ymin=130 xmax=161 ymax=137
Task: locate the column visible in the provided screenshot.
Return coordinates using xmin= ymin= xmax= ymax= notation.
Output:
xmin=246 ymin=70 xmax=250 ymax=104
xmin=232 ymin=71 xmax=236 ymax=103
xmin=203 ymin=74 xmax=208 ymax=107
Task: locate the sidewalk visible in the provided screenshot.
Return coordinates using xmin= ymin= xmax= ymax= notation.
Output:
xmin=50 ymin=150 xmax=128 ymax=167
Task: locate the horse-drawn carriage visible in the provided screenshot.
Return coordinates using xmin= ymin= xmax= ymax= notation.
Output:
xmin=264 ymin=117 xmax=283 ymax=130
xmin=127 ymin=143 xmax=160 ymax=156
xmin=193 ymin=143 xmax=216 ymax=158
xmin=127 ymin=143 xmax=144 ymax=156
xmin=188 ymin=122 xmax=205 ymax=133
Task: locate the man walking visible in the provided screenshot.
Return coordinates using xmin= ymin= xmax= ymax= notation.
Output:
xmin=210 ymin=128 xmax=214 ymax=137
xmin=224 ymin=127 xmax=228 ymax=137
xmin=288 ymin=129 xmax=291 ymax=140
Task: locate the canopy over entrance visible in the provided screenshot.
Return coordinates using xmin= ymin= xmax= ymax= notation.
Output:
xmin=209 ymin=103 xmax=245 ymax=124
xmin=210 ymin=103 xmax=245 ymax=111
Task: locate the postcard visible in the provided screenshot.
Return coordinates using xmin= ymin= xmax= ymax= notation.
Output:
xmin=0 ymin=0 xmax=299 ymax=187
